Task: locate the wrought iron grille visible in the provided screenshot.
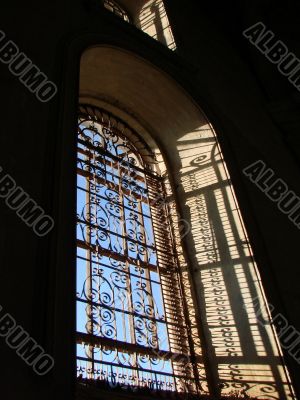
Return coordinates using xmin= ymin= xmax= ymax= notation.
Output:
xmin=103 ymin=0 xmax=130 ymax=22
xmin=76 ymin=104 xmax=199 ymax=396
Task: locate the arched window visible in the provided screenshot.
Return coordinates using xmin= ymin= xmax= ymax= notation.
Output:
xmin=103 ymin=0 xmax=130 ymax=22
xmin=77 ymin=47 xmax=295 ymax=399
xmin=76 ymin=104 xmax=200 ymax=396
xmin=101 ymin=0 xmax=176 ymax=50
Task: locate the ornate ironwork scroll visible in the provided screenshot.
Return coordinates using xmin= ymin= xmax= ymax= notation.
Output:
xmin=76 ymin=104 xmax=199 ymax=396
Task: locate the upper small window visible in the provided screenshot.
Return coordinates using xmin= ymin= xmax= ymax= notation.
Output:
xmin=103 ymin=0 xmax=130 ymax=22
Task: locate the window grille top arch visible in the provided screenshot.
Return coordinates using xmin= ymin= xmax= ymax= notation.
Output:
xmin=76 ymin=104 xmax=200 ymax=396
xmin=78 ymin=104 xmax=158 ymax=172
xmin=103 ymin=0 xmax=131 ymax=22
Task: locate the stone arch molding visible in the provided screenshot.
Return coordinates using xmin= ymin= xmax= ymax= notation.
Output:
xmin=78 ymin=45 xmax=294 ymax=399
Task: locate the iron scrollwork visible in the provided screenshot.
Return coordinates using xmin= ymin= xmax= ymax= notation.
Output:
xmin=76 ymin=105 xmax=198 ymax=396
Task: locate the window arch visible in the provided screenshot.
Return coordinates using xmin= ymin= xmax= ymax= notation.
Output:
xmin=76 ymin=104 xmax=201 ymax=396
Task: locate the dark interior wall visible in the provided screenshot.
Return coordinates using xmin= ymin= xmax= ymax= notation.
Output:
xmin=0 ymin=0 xmax=299 ymax=398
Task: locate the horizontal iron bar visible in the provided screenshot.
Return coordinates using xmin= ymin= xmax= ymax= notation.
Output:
xmin=76 ymin=332 xmax=191 ymax=363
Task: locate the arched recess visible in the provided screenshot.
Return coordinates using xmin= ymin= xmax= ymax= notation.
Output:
xmin=77 ymin=45 xmax=294 ymax=399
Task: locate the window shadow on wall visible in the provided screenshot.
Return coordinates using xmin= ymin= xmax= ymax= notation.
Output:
xmin=175 ymin=127 xmax=293 ymax=399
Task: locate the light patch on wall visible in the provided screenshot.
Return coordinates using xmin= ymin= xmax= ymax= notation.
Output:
xmin=175 ymin=124 xmax=294 ymax=399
